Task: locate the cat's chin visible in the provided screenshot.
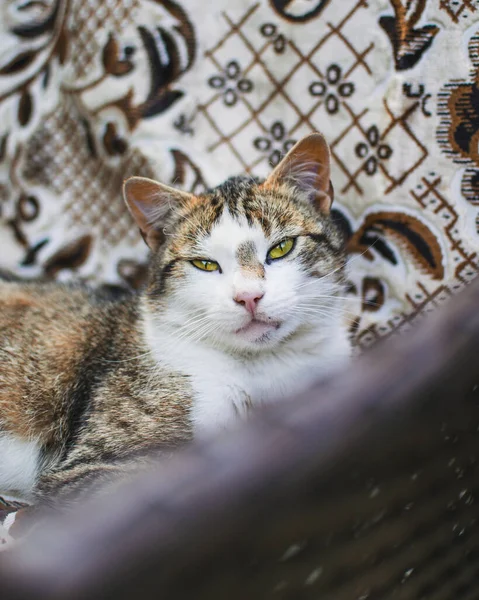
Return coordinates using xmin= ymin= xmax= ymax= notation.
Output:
xmin=215 ymin=317 xmax=291 ymax=353
xmin=234 ymin=318 xmax=282 ymax=342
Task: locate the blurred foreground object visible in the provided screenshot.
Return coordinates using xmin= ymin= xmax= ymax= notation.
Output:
xmin=0 ymin=265 xmax=479 ymax=599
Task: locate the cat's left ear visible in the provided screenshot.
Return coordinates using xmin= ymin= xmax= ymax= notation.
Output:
xmin=262 ymin=132 xmax=334 ymax=214
xmin=123 ymin=176 xmax=193 ymax=250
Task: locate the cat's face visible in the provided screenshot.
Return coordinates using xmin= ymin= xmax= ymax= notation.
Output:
xmin=124 ymin=133 xmax=347 ymax=354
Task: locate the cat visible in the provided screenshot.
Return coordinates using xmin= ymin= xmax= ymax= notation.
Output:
xmin=0 ymin=133 xmax=351 ymax=506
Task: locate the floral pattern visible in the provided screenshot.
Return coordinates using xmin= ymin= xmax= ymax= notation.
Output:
xmin=438 ymin=31 xmax=479 ymax=232
xmin=259 ymin=23 xmax=286 ymax=53
xmin=0 ymin=0 xmax=477 ymax=350
xmin=355 ymin=126 xmax=393 ymax=176
xmin=380 ymin=0 xmax=440 ymax=70
xmin=208 ymin=61 xmax=254 ymax=107
xmin=309 ymin=65 xmax=355 ymax=115
xmin=253 ymin=122 xmax=296 ymax=167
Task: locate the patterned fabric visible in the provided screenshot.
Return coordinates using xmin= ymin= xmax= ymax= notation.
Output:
xmin=0 ymin=0 xmax=478 ymax=343
xmin=0 ymin=1 xmax=479 ymax=546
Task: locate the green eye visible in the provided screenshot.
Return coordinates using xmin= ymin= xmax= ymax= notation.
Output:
xmin=267 ymin=238 xmax=295 ymax=261
xmin=191 ymin=259 xmax=220 ymax=272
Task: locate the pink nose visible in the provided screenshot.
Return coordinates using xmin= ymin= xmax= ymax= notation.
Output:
xmin=234 ymin=291 xmax=264 ymax=314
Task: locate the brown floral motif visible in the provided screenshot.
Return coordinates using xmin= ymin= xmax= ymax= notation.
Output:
xmin=102 ymin=33 xmax=135 ymax=77
xmin=96 ymin=8 xmax=196 ymax=136
xmin=0 ymin=0 xmax=71 ymax=260
xmin=0 ymin=136 xmax=7 ymax=162
xmin=0 ymin=52 xmax=38 ymax=76
xmin=308 ymin=64 xmax=355 ymax=115
xmin=136 ymin=20 xmax=193 ymax=119
xmin=173 ymin=113 xmax=195 ymax=136
xmin=333 ymin=207 xmax=444 ymax=284
xmin=208 ymin=61 xmax=254 ymax=107
xmin=344 ymin=276 xmax=386 ymax=330
xmin=361 ymin=277 xmax=386 ymax=313
xmin=17 ymin=90 xmax=33 ymax=127
xmin=0 ymin=0 xmax=68 ymax=127
xmin=62 ymin=0 xmax=197 ymax=164
xmin=3 ymin=192 xmax=44 ymax=266
xmin=43 ymin=235 xmax=93 ymax=278
xmin=269 ymin=0 xmax=331 ymax=23
xmin=259 ymin=23 xmax=286 ymax=53
xmin=380 ymin=0 xmax=439 ymax=70
xmin=438 ymin=33 xmax=479 ymax=223
xmin=103 ymin=123 xmax=128 ymax=157
xmin=355 ymin=126 xmax=393 ymax=176
xmin=0 ymin=0 xmax=199 ymax=261
xmin=443 ymin=83 xmax=479 ymax=166
xmin=332 ymin=204 xmax=446 ymax=342
xmin=17 ymin=194 xmax=40 ymax=224
xmin=347 ymin=210 xmax=445 ymax=281
xmin=461 ymin=168 xmax=479 ymax=205
xmin=253 ymin=122 xmax=296 ymax=167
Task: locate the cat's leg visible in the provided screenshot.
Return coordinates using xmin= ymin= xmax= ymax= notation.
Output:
xmin=3 ymin=463 xmax=134 ymax=536
xmin=0 ymin=430 xmax=42 ymax=498
xmin=34 ymin=460 xmax=144 ymax=508
xmin=191 ymin=387 xmax=252 ymax=439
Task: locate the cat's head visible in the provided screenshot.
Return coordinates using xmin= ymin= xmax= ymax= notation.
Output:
xmin=123 ymin=133 xmax=347 ymax=354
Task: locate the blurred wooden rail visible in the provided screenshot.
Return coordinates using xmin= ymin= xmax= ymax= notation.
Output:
xmin=1 ymin=276 xmax=479 ymax=600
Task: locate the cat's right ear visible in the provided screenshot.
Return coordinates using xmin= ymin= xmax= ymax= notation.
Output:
xmin=123 ymin=177 xmax=193 ymax=250
xmin=262 ymin=132 xmax=334 ymax=215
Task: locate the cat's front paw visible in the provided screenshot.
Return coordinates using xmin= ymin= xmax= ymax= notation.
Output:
xmin=191 ymin=395 xmax=247 ymax=440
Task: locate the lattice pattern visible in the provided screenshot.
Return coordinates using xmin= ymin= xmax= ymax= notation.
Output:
xmin=22 ymin=98 xmax=145 ymax=247
xmin=440 ymin=0 xmax=479 ymax=22
xmin=197 ymin=1 xmax=374 ymax=177
xmin=67 ymin=0 xmax=139 ymax=79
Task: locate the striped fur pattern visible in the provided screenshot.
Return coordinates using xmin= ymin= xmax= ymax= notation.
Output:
xmin=0 ymin=134 xmax=351 ymax=506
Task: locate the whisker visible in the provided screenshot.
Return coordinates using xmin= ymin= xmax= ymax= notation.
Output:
xmin=298 ymin=293 xmax=362 ymax=302
xmin=293 ymin=302 xmax=358 ymax=315
xmin=293 ymin=306 xmax=356 ymax=318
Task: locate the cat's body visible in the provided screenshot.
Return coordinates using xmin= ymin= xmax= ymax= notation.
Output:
xmin=0 ymin=283 xmax=192 ymax=502
xmin=0 ymin=134 xmax=351 ymax=505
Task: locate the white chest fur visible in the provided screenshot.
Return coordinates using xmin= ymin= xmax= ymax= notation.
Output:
xmin=146 ymin=319 xmax=350 ymax=438
xmin=0 ymin=434 xmax=41 ymax=498
xmin=189 ymin=351 xmax=326 ymax=436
